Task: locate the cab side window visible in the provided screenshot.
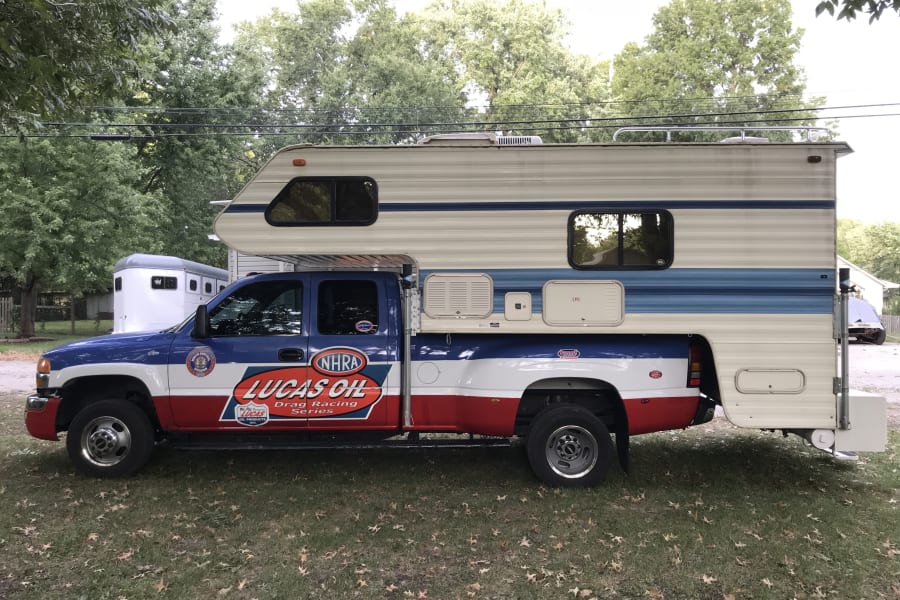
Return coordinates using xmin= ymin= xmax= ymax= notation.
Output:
xmin=208 ymin=280 xmax=304 ymax=336
xmin=317 ymin=280 xmax=379 ymax=335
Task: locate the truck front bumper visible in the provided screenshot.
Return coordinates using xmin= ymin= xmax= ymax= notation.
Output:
xmin=25 ymin=394 xmax=61 ymax=441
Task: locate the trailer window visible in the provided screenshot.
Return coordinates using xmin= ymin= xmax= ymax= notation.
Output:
xmin=569 ymin=211 xmax=673 ymax=269
xmin=317 ymin=280 xmax=378 ymax=335
xmin=189 ymin=280 xmax=198 ymax=292
xmin=115 ymin=277 xmax=122 ymax=292
xmin=151 ymin=276 xmax=178 ymax=290
xmin=266 ymin=177 xmax=377 ymax=226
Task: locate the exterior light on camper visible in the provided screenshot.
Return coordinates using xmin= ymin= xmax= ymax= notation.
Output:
xmin=807 ymin=155 xmax=822 ymax=164
xmin=687 ymin=343 xmax=702 ymax=388
xmin=292 ymin=158 xmax=307 ymax=166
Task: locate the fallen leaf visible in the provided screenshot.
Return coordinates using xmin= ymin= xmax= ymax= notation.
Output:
xmin=702 ymin=575 xmax=717 ymax=584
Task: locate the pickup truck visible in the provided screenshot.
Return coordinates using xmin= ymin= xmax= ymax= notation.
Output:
xmin=25 ymin=271 xmax=712 ymax=487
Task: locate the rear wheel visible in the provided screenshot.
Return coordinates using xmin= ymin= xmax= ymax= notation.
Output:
xmin=66 ymin=400 xmax=154 ymax=478
xmin=526 ymin=404 xmax=614 ymax=487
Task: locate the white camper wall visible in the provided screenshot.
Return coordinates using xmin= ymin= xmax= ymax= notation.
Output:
xmin=211 ymin=142 xmax=848 ymax=431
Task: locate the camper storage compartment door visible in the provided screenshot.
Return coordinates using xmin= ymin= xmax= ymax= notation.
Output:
xmin=542 ymin=280 xmax=624 ymax=326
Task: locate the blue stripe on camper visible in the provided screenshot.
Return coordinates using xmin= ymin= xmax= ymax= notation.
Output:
xmin=422 ymin=268 xmax=836 ymax=315
xmin=380 ymin=200 xmax=835 ymax=212
xmin=222 ymin=199 xmax=835 ymax=214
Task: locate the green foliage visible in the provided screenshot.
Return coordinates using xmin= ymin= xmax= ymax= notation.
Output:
xmin=0 ymin=137 xmax=164 ymax=336
xmin=611 ymin=0 xmax=820 ymax=141
xmin=236 ymin=0 xmax=466 ymax=144
xmin=816 ymin=0 xmax=900 ymax=22
xmin=0 ymin=0 xmax=172 ymax=124
xmin=838 ymin=218 xmax=900 ymax=313
xmin=131 ymin=0 xmax=268 ymax=266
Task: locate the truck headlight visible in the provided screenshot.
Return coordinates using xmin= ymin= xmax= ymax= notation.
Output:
xmin=26 ymin=395 xmax=49 ymax=410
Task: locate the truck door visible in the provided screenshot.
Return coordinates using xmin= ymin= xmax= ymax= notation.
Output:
xmin=306 ymin=274 xmax=396 ymax=430
xmin=167 ymin=275 xmax=310 ymax=429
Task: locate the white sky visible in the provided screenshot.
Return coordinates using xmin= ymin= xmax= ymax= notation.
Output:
xmin=217 ymin=0 xmax=900 ymax=223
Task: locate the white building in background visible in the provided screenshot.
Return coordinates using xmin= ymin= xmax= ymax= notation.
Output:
xmin=838 ymin=256 xmax=899 ymax=315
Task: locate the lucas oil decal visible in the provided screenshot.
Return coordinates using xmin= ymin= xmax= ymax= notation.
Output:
xmin=220 ymin=347 xmax=390 ymax=425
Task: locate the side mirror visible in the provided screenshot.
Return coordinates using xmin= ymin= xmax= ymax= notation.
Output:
xmin=193 ymin=305 xmax=210 ymax=339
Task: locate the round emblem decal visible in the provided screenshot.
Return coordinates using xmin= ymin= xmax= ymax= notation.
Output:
xmin=186 ymin=346 xmax=216 ymax=377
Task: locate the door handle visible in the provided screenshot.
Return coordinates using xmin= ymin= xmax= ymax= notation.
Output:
xmin=278 ymin=348 xmax=304 ymax=362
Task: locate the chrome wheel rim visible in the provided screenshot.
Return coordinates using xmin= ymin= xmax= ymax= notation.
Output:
xmin=545 ymin=425 xmax=598 ymax=479
xmin=80 ymin=416 xmax=132 ymax=467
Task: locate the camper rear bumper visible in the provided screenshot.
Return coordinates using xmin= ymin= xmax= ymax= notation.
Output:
xmin=25 ymin=394 xmax=61 ymax=441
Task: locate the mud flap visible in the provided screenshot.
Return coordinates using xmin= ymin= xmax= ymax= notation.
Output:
xmin=615 ymin=425 xmax=630 ymax=474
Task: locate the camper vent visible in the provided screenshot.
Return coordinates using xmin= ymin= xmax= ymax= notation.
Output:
xmin=496 ymin=135 xmax=543 ymax=145
xmin=423 ymin=273 xmax=493 ymax=318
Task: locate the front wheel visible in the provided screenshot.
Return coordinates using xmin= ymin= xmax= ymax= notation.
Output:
xmin=66 ymin=400 xmax=155 ymax=478
xmin=526 ymin=404 xmax=615 ymax=487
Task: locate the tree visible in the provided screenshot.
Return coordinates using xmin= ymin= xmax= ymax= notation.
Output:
xmin=236 ymin=0 xmax=464 ymax=144
xmin=417 ymin=0 xmax=611 ymax=142
xmin=611 ymin=0 xmax=820 ymax=141
xmin=131 ymin=0 xmax=269 ymax=266
xmin=815 ymin=0 xmax=900 ymax=22
xmin=838 ymin=218 xmax=900 ymax=313
xmin=0 ymin=0 xmax=172 ymax=124
xmin=0 ymin=137 xmax=164 ymax=338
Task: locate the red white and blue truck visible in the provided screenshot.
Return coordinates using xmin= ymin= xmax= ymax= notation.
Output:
xmin=24 ymin=131 xmax=887 ymax=486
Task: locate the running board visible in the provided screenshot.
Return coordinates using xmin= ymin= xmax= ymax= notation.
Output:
xmin=162 ymin=433 xmax=514 ymax=452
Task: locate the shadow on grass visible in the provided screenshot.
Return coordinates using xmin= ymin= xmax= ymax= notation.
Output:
xmin=9 ymin=426 xmax=868 ymax=496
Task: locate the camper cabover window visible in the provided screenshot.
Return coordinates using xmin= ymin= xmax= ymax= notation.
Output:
xmin=265 ymin=177 xmax=377 ymax=226
xmin=569 ymin=211 xmax=673 ymax=269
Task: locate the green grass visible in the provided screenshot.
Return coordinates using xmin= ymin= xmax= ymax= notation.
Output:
xmin=0 ymin=320 xmax=113 ymax=359
xmin=1 ymin=393 xmax=897 ymax=600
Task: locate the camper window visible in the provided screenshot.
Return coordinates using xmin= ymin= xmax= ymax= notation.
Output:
xmin=266 ymin=177 xmax=377 ymax=226
xmin=568 ymin=211 xmax=673 ymax=269
xmin=189 ymin=280 xmax=198 ymax=292
xmin=151 ymin=276 xmax=178 ymax=290
xmin=115 ymin=277 xmax=122 ymax=292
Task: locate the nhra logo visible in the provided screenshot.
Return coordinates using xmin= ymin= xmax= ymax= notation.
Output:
xmin=221 ymin=347 xmax=390 ymax=425
xmin=312 ymin=348 xmax=366 ymax=376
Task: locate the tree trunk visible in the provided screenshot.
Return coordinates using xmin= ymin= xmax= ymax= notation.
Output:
xmin=70 ymin=294 xmax=76 ymax=335
xmin=19 ymin=278 xmax=37 ymax=338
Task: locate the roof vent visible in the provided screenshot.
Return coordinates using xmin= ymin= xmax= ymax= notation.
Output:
xmin=418 ymin=133 xmax=542 ymax=146
xmin=497 ymin=135 xmax=543 ymax=145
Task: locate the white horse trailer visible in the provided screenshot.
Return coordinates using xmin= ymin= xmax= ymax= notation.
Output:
xmin=113 ymin=254 xmax=228 ymax=333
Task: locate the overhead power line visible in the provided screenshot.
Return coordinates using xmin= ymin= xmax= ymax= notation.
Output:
xmin=3 ymin=102 xmax=899 ymax=139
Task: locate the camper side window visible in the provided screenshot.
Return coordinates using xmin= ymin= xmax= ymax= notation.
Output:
xmin=569 ymin=211 xmax=673 ymax=269
xmin=266 ymin=178 xmax=377 ymax=226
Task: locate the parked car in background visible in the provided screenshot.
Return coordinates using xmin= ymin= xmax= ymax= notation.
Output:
xmin=848 ymin=297 xmax=886 ymax=345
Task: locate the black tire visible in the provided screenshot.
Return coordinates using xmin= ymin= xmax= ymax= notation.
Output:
xmin=66 ymin=399 xmax=155 ymax=478
xmin=526 ymin=404 xmax=615 ymax=488
xmin=869 ymin=329 xmax=886 ymax=345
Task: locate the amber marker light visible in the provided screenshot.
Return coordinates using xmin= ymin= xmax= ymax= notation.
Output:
xmin=36 ymin=357 xmax=51 ymax=389
xmin=292 ymin=158 xmax=307 ymax=166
